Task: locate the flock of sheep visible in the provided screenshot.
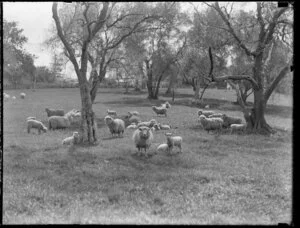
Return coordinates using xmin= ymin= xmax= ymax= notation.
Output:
xmin=6 ymin=90 xmax=245 ymax=156
xmin=3 ymin=92 xmax=26 ymax=101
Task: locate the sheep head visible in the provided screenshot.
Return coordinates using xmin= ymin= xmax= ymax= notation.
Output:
xmin=138 ymin=127 xmax=151 ymax=139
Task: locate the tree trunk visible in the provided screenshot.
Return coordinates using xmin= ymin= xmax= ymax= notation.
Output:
xmin=80 ymin=82 xmax=98 ymax=144
xmin=194 ymin=85 xmax=201 ymax=100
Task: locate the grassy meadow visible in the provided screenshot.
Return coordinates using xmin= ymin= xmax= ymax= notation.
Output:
xmin=3 ymin=87 xmax=293 ymax=224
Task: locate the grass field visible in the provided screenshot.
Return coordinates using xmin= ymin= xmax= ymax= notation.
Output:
xmin=3 ymin=88 xmax=293 ymax=224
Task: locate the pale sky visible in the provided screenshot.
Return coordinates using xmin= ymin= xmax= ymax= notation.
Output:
xmin=3 ymin=2 xmax=257 ymax=77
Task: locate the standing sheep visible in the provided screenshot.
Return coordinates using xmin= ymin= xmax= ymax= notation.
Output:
xmin=161 ymin=101 xmax=171 ymax=109
xmin=27 ymin=119 xmax=47 ymax=134
xmin=158 ymin=123 xmax=171 ymax=130
xmin=132 ymin=126 xmax=154 ymax=156
xmin=198 ymin=115 xmax=223 ymax=133
xmin=48 ymin=115 xmax=73 ymax=130
xmin=165 ymin=133 xmax=183 ymax=153
xmin=45 ymin=108 xmax=65 ymax=117
xmin=20 ymin=92 xmax=26 ymax=99
xmin=230 ymin=123 xmax=247 ymax=134
xmin=62 ymin=132 xmax=80 ymax=145
xmin=152 ymin=106 xmax=168 ymax=117
xmin=104 ymin=115 xmax=125 ymax=137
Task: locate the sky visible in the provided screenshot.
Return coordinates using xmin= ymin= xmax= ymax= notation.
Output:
xmin=3 ymin=2 xmax=257 ymax=78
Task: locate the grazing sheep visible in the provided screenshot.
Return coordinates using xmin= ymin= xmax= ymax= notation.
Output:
xmin=161 ymin=101 xmax=171 ymax=109
xmin=27 ymin=119 xmax=47 ymax=134
xmin=45 ymin=108 xmax=65 ymax=117
xmin=230 ymin=123 xmax=247 ymax=134
xmin=197 ymin=110 xmax=215 ymax=117
xmin=128 ymin=111 xmax=140 ymax=117
xmin=62 ymin=132 xmax=80 ymax=145
xmin=198 ymin=114 xmax=223 ymax=133
xmin=20 ymin=92 xmax=26 ymax=99
xmin=127 ymin=123 xmax=138 ymax=129
xmin=48 ymin=115 xmax=73 ymax=130
xmin=137 ymin=119 xmax=157 ymax=128
xmin=165 ymin=133 xmax=183 ymax=153
xmin=107 ymin=109 xmax=117 ymax=116
xmin=156 ymin=143 xmax=170 ymax=154
xmin=222 ymin=114 xmax=243 ymax=128
xmin=104 ymin=115 xmax=125 ymax=137
xmin=132 ymin=126 xmax=154 ymax=155
xmin=158 ymin=123 xmax=171 ymax=130
xmin=208 ymin=113 xmax=224 ymax=118
xmin=152 ymin=106 xmax=168 ymax=117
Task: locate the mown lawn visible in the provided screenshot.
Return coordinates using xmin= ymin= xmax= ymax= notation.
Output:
xmin=3 ymin=87 xmax=292 ymax=224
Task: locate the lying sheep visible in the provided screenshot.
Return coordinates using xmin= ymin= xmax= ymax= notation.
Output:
xmin=127 ymin=123 xmax=138 ymax=129
xmin=27 ymin=119 xmax=47 ymax=134
xmin=64 ymin=109 xmax=81 ymax=124
xmin=62 ymin=132 xmax=80 ymax=145
xmin=104 ymin=115 xmax=125 ymax=137
xmin=198 ymin=114 xmax=223 ymax=133
xmin=222 ymin=114 xmax=243 ymax=128
xmin=230 ymin=123 xmax=247 ymax=134
xmin=198 ymin=110 xmax=215 ymax=117
xmin=128 ymin=111 xmax=140 ymax=117
xmin=128 ymin=115 xmax=141 ymax=125
xmin=156 ymin=143 xmax=170 ymax=154
xmin=152 ymin=106 xmax=168 ymax=117
xmin=161 ymin=101 xmax=171 ymax=109
xmin=48 ymin=115 xmax=73 ymax=130
xmin=107 ymin=109 xmax=117 ymax=116
xmin=208 ymin=113 xmax=224 ymax=118
xmin=158 ymin=123 xmax=171 ymax=130
xmin=137 ymin=119 xmax=157 ymax=128
xmin=165 ymin=133 xmax=183 ymax=153
xmin=132 ymin=126 xmax=154 ymax=155
xmin=45 ymin=108 xmax=65 ymax=117
xmin=20 ymin=92 xmax=26 ymax=99
xmin=152 ymin=123 xmax=161 ymax=131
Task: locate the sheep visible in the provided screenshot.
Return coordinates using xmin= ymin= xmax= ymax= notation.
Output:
xmin=45 ymin=108 xmax=65 ymax=117
xmin=12 ymin=96 xmax=16 ymax=100
xmin=222 ymin=114 xmax=243 ymax=128
xmin=198 ymin=114 xmax=223 ymax=133
xmin=158 ymin=123 xmax=171 ymax=130
xmin=4 ymin=93 xmax=10 ymax=100
xmin=208 ymin=113 xmax=224 ymax=118
xmin=132 ymin=126 xmax=154 ymax=156
xmin=230 ymin=123 xmax=247 ymax=134
xmin=197 ymin=110 xmax=215 ymax=117
xmin=20 ymin=92 xmax=26 ymax=99
xmin=152 ymin=106 xmax=168 ymax=117
xmin=165 ymin=133 xmax=183 ymax=153
xmin=128 ymin=115 xmax=141 ymax=125
xmin=127 ymin=123 xmax=138 ymax=129
xmin=104 ymin=115 xmax=125 ymax=137
xmin=128 ymin=111 xmax=140 ymax=117
xmin=161 ymin=101 xmax=171 ymax=109
xmin=204 ymin=105 xmax=210 ymax=109
xmin=156 ymin=143 xmax=170 ymax=154
xmin=152 ymin=123 xmax=161 ymax=131
xmin=137 ymin=119 xmax=157 ymax=128
xmin=48 ymin=115 xmax=73 ymax=130
xmin=107 ymin=109 xmax=117 ymax=116
xmin=27 ymin=119 xmax=47 ymax=134
xmin=27 ymin=116 xmax=36 ymax=120
xmin=62 ymin=132 xmax=80 ymax=145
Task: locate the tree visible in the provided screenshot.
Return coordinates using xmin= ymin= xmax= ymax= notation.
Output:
xmin=205 ymin=2 xmax=293 ymax=134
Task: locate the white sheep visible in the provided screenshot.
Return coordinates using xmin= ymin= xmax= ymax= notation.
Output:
xmin=128 ymin=115 xmax=141 ymax=125
xmin=161 ymin=101 xmax=171 ymax=109
xmin=62 ymin=132 xmax=80 ymax=145
xmin=45 ymin=108 xmax=65 ymax=117
xmin=208 ymin=113 xmax=224 ymax=118
xmin=137 ymin=119 xmax=157 ymax=128
xmin=197 ymin=110 xmax=215 ymax=117
xmin=4 ymin=93 xmax=10 ymax=101
xmin=132 ymin=126 xmax=154 ymax=156
xmin=128 ymin=111 xmax=140 ymax=117
xmin=158 ymin=123 xmax=171 ymax=130
xmin=156 ymin=143 xmax=170 ymax=154
xmin=152 ymin=106 xmax=168 ymax=117
xmin=230 ymin=123 xmax=247 ymax=134
xmin=12 ymin=96 xmax=16 ymax=100
xmin=165 ymin=133 xmax=183 ymax=153
xmin=222 ymin=114 xmax=243 ymax=128
xmin=107 ymin=109 xmax=117 ymax=116
xmin=152 ymin=123 xmax=161 ymax=131
xmin=104 ymin=115 xmax=125 ymax=137
xmin=20 ymin=92 xmax=26 ymax=99
xmin=198 ymin=114 xmax=223 ymax=133
xmin=127 ymin=123 xmax=138 ymax=129
xmin=27 ymin=119 xmax=48 ymax=134
xmin=48 ymin=115 xmax=73 ymax=130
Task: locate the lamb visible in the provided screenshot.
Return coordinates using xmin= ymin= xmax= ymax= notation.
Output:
xmin=107 ymin=109 xmax=117 ymax=116
xmin=132 ymin=126 xmax=154 ymax=155
xmin=158 ymin=123 xmax=171 ymax=130
xmin=198 ymin=114 xmax=223 ymax=133
xmin=20 ymin=92 xmax=26 ymax=99
xmin=197 ymin=110 xmax=215 ymax=117
xmin=152 ymin=106 xmax=168 ymax=117
xmin=128 ymin=111 xmax=140 ymax=117
xmin=104 ymin=115 xmax=125 ymax=137
xmin=165 ymin=132 xmax=183 ymax=153
xmin=222 ymin=114 xmax=243 ymax=128
xmin=137 ymin=119 xmax=157 ymax=128
xmin=45 ymin=108 xmax=65 ymax=117
xmin=161 ymin=101 xmax=171 ymax=109
xmin=62 ymin=132 xmax=80 ymax=145
xmin=230 ymin=123 xmax=247 ymax=134
xmin=156 ymin=143 xmax=170 ymax=154
xmin=48 ymin=115 xmax=73 ymax=130
xmin=27 ymin=119 xmax=47 ymax=134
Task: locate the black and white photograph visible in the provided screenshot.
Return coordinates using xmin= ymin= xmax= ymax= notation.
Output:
xmin=2 ymin=1 xmax=293 ymax=224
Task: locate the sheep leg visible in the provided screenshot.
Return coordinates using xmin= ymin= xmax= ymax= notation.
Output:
xmin=27 ymin=126 xmax=30 ymax=134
